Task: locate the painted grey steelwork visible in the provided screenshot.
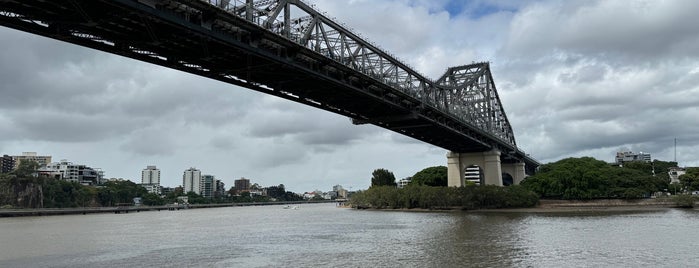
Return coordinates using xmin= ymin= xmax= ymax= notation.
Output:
xmin=0 ymin=0 xmax=538 ymax=170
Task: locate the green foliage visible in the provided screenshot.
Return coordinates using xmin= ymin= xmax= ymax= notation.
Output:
xmin=371 ymin=168 xmax=397 ymax=187
xmin=679 ymin=167 xmax=699 ymax=191
xmin=266 ymin=184 xmax=303 ymax=201
xmin=0 ymin=160 xmax=45 ymax=208
xmin=141 ymin=193 xmax=165 ymax=206
xmin=521 ymin=157 xmax=666 ymax=200
xmin=97 ymin=180 xmax=147 ymax=206
xmin=410 ymin=166 xmax=448 ymax=186
xmin=348 ymin=185 xmax=539 ymax=210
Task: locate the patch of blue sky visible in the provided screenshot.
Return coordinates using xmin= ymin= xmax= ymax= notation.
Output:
xmin=444 ymin=1 xmax=519 ymax=19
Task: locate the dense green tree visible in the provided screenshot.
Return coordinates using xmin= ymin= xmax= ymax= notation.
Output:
xmin=410 ymin=166 xmax=448 ymax=186
xmin=265 ymin=184 xmax=303 ymax=201
xmin=97 ymin=180 xmax=147 ymax=206
xmin=371 ymin=168 xmax=397 ymax=187
xmin=142 ymin=192 xmax=165 ymax=206
xmin=521 ymin=157 xmax=667 ymax=200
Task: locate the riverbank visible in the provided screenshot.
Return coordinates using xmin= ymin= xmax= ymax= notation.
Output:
xmin=475 ymin=199 xmax=681 ymax=213
xmin=0 ymin=200 xmax=342 ymax=217
xmin=354 ymin=198 xmax=694 ymax=213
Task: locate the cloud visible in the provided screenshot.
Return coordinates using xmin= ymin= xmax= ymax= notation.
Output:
xmin=3 ymin=0 xmax=699 ymax=192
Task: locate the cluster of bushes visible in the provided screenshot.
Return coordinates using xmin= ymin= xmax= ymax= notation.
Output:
xmin=672 ymin=195 xmax=698 ymax=208
xmin=348 ymin=185 xmax=539 ymax=210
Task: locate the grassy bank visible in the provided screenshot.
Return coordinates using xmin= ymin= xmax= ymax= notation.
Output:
xmin=348 ymin=185 xmax=539 ymax=210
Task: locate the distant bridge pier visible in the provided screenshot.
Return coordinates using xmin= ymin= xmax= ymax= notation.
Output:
xmin=448 ymin=151 xmax=526 ymax=187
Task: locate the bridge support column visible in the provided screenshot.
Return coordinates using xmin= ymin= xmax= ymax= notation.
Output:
xmin=447 ymin=150 xmax=503 ymax=187
xmin=447 ymin=152 xmax=463 ymax=187
xmin=502 ymin=162 xmax=526 ymax=185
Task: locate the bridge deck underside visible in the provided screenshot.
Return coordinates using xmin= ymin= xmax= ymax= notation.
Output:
xmin=0 ymin=0 xmax=535 ymax=167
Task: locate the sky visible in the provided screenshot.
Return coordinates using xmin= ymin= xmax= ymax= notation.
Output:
xmin=2 ymin=0 xmax=699 ymax=193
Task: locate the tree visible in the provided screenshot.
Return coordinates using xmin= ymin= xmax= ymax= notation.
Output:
xmin=410 ymin=166 xmax=448 ymax=186
xmin=371 ymin=168 xmax=397 ymax=187
xmin=142 ymin=192 xmax=165 ymax=206
xmin=97 ymin=180 xmax=147 ymax=206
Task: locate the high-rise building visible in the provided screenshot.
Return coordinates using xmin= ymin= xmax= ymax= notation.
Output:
xmin=183 ymin=168 xmax=202 ymax=195
xmin=141 ymin=165 xmax=161 ymax=195
xmin=142 ymin=165 xmax=160 ymax=185
xmin=1 ymin=155 xmax=15 ymax=173
xmin=12 ymin=152 xmax=52 ymax=170
xmin=234 ymin=177 xmax=250 ymax=194
xmin=201 ymin=174 xmax=215 ymax=198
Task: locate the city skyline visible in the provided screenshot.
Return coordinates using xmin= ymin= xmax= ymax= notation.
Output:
xmin=1 ymin=0 xmax=699 ymax=192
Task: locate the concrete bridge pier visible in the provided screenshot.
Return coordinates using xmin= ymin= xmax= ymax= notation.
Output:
xmin=448 ymin=150 xmax=527 ymax=187
xmin=502 ymin=162 xmax=527 ymax=185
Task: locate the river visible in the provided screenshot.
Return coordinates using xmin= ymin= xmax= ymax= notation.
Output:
xmin=1 ymin=203 xmax=698 ymax=267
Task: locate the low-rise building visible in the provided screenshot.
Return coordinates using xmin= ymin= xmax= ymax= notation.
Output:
xmin=39 ymin=160 xmax=103 ymax=185
xmin=397 ymin=178 xmax=411 ymax=188
xmin=616 ymin=151 xmax=651 ymax=165
xmin=141 ymin=184 xmax=162 ymax=195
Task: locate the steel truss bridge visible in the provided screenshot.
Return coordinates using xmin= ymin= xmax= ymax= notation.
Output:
xmin=0 ymin=0 xmax=539 ymax=171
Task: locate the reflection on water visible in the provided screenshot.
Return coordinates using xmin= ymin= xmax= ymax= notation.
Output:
xmin=1 ymin=204 xmax=698 ymax=267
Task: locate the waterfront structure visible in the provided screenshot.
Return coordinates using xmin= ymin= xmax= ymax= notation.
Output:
xmin=1 ymin=154 xmax=14 ymax=173
xmin=11 ymin=152 xmax=52 ymax=170
xmin=615 ymin=151 xmax=652 ymax=165
xmin=668 ymin=167 xmax=686 ymax=184
xmin=234 ymin=177 xmax=250 ymax=194
xmin=40 ymin=160 xmax=103 ymax=185
xmin=183 ymin=168 xmax=202 ymax=195
xmin=141 ymin=165 xmax=161 ymax=195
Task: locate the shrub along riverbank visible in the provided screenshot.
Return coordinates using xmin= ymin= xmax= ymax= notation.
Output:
xmin=348 ymin=185 xmax=539 ymax=210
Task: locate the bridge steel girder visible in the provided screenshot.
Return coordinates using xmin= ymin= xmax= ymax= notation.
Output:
xmin=0 ymin=0 xmax=539 ymax=170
